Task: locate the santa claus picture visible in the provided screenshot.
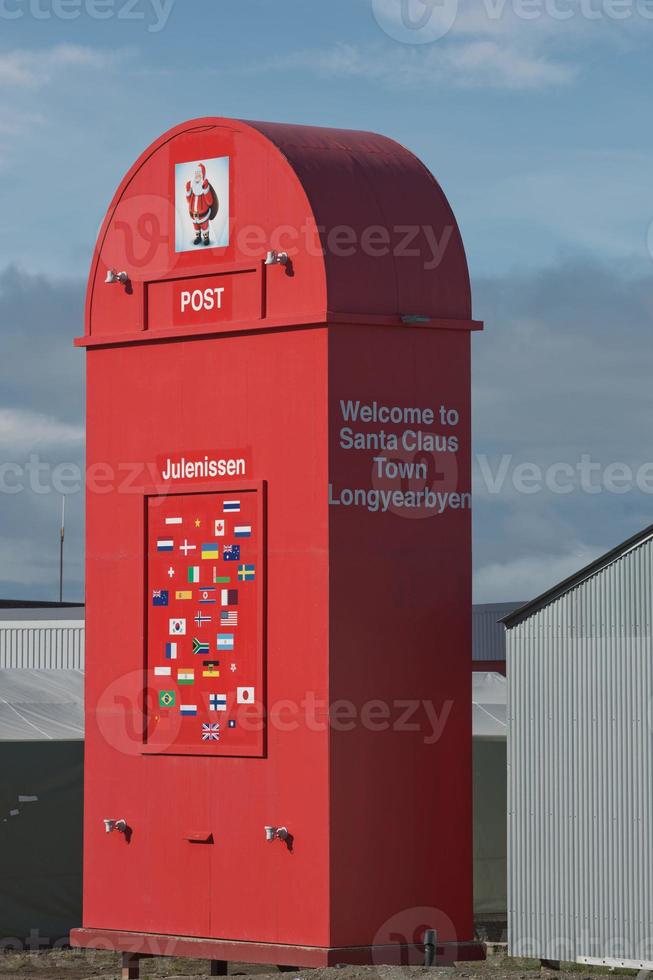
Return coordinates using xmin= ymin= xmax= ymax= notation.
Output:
xmin=175 ymin=156 xmax=230 ymax=253
xmin=186 ymin=163 xmax=217 ymax=246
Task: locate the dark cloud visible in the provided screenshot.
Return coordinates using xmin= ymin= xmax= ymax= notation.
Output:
xmin=1 ymin=258 xmax=652 ymax=605
xmin=473 ymin=255 xmax=653 ymax=601
xmin=0 ymin=268 xmax=85 ymax=601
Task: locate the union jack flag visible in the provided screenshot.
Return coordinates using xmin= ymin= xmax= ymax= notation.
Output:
xmin=202 ymin=723 xmax=220 ymax=742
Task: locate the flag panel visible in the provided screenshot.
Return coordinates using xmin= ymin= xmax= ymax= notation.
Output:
xmin=146 ymin=488 xmax=263 ymax=756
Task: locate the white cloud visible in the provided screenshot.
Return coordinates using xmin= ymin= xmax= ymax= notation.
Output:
xmin=0 ymin=44 xmax=124 ymax=89
xmin=346 ymin=0 xmax=652 ymax=89
xmin=474 ymin=543 xmax=603 ymax=602
xmin=370 ymin=0 xmax=650 ymax=43
xmin=0 ymin=408 xmax=84 ymax=453
xmin=271 ymin=39 xmax=575 ymax=90
xmin=471 ymin=257 xmax=653 ymax=606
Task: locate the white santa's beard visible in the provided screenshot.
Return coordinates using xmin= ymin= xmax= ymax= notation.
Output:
xmin=192 ymin=177 xmax=205 ymax=195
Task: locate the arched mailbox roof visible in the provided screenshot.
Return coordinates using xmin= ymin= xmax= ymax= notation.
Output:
xmin=82 ymin=117 xmax=477 ymax=345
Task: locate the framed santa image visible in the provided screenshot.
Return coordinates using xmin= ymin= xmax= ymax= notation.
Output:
xmin=174 ymin=156 xmax=230 ymax=252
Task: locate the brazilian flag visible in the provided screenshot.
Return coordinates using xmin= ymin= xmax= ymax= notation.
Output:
xmin=159 ymin=690 xmax=176 ymax=708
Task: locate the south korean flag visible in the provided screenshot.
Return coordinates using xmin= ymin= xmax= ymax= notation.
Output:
xmin=169 ymin=618 xmax=187 ymax=636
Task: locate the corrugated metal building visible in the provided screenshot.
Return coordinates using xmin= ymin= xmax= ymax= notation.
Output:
xmin=505 ymin=525 xmax=653 ymax=967
xmin=0 ymin=602 xmax=84 ymax=669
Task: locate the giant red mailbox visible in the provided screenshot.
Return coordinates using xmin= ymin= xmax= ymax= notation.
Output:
xmin=70 ymin=117 xmax=483 ymax=976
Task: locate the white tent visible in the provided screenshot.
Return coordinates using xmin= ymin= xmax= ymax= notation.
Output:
xmin=472 ymin=672 xmax=507 ymax=925
xmin=0 ymin=669 xmax=84 ymax=741
xmin=473 ymin=671 xmax=507 ymax=739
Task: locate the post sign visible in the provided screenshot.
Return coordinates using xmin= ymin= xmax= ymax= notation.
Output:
xmin=146 ymin=267 xmax=262 ymax=332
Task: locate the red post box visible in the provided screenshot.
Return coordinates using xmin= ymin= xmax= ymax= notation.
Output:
xmin=70 ymin=117 xmax=483 ymax=975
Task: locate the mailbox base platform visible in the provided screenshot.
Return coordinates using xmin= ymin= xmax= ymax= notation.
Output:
xmin=70 ymin=928 xmax=485 ymax=973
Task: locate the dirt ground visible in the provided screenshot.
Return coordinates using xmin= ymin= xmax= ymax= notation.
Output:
xmin=0 ymin=950 xmax=637 ymax=980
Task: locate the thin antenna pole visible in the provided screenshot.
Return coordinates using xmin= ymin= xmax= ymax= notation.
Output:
xmin=59 ymin=496 xmax=65 ymax=603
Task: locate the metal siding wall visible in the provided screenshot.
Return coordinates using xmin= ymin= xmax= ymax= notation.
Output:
xmin=508 ymin=538 xmax=653 ymax=963
xmin=0 ymin=622 xmax=85 ymax=669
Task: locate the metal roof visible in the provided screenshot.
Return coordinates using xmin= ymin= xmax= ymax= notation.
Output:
xmin=502 ymin=522 xmax=653 ymax=628
xmin=0 ymin=602 xmax=84 ymax=621
xmin=472 ymin=602 xmax=523 ymax=661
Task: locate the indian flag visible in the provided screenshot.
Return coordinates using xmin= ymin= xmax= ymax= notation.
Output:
xmin=177 ymin=670 xmax=195 ymax=685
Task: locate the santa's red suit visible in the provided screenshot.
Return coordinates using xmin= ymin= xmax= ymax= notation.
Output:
xmin=186 ymin=163 xmax=214 ymax=245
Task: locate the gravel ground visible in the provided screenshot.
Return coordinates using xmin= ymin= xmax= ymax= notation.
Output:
xmin=0 ymin=950 xmax=637 ymax=980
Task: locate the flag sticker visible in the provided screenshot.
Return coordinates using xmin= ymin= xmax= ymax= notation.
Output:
xmin=154 ymin=666 xmax=172 ymax=677
xmin=223 ymin=500 xmax=240 ymax=513
xmin=203 ymin=661 xmax=221 ymax=678
xmin=199 ymin=587 xmax=216 ymax=604
xmin=234 ymin=525 xmax=252 ymax=538
xmin=165 ymin=642 xmax=177 ymax=660
xmin=238 ymin=564 xmax=255 ymax=582
xmin=157 ymin=539 xmax=174 ymax=552
xmin=202 ymin=542 xmax=219 ymax=560
xmin=209 ymin=693 xmax=227 ymax=711
xmin=188 ymin=566 xmax=200 ymax=583
xmin=180 ymin=704 xmax=197 ymax=716
xmin=165 ymin=517 xmax=183 ymax=525
xmin=202 ymin=722 xmax=220 ymax=741
xmin=228 ymin=719 xmax=237 ymax=729
xmin=214 ymin=571 xmax=231 ymax=584
xmin=169 ymin=618 xmax=187 ymax=636
xmin=237 ymin=686 xmax=255 ymax=704
xmin=215 ymin=519 xmax=225 ymax=537
xmin=193 ymin=637 xmax=210 ymax=656
xmin=221 ymin=610 xmax=238 ymax=626
xmin=177 ymin=669 xmax=195 ymax=685
xmin=175 ymin=590 xmax=192 ymax=601
xmin=223 ymin=544 xmax=240 ymax=562
xmin=180 ymin=539 xmax=196 ymax=556
xmin=152 ymin=589 xmax=169 ymax=606
xmin=221 ymin=588 xmax=238 ymax=606
xmin=217 ymin=633 xmax=235 ymax=651
xmin=194 ymin=611 xmax=211 ymax=627
xmin=159 ymin=690 xmax=175 ymax=708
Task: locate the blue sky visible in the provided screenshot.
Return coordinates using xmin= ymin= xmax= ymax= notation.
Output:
xmin=1 ymin=0 xmax=652 ymax=602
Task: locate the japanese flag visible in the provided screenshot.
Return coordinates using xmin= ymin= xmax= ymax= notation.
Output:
xmin=237 ymin=686 xmax=255 ymax=704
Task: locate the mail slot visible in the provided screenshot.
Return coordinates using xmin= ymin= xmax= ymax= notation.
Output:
xmin=71 ymin=116 xmax=484 ymax=972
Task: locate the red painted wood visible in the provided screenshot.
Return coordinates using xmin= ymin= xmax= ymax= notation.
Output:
xmin=77 ymin=116 xmax=481 ymax=958
xmin=71 ymin=928 xmax=485 ymax=967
